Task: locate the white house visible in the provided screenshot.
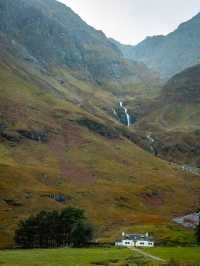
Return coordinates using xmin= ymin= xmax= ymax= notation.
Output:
xmin=115 ymin=232 xmax=154 ymax=248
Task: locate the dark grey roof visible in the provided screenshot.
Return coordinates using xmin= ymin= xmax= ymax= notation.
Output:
xmin=125 ymin=234 xmax=153 ymax=241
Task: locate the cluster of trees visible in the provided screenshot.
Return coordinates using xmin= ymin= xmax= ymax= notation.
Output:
xmin=15 ymin=207 xmax=93 ymax=248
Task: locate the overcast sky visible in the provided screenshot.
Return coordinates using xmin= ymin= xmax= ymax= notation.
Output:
xmin=58 ymin=0 xmax=200 ymax=45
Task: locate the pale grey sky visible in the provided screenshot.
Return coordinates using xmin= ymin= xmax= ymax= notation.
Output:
xmin=58 ymin=0 xmax=200 ymax=45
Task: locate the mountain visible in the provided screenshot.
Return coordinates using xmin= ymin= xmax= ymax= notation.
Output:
xmin=0 ymin=0 xmax=199 ymax=248
xmin=136 ymin=64 xmax=200 ymax=166
xmin=116 ymin=13 xmax=200 ymax=78
xmin=0 ymin=0 xmax=159 ymax=86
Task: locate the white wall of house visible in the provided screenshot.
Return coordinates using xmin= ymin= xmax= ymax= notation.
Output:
xmin=135 ymin=240 xmax=154 ymax=247
xmin=115 ymin=239 xmax=154 ymax=247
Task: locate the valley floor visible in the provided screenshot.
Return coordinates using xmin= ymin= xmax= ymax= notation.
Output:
xmin=0 ymin=247 xmax=200 ymax=266
xmin=0 ymin=248 xmax=132 ymax=266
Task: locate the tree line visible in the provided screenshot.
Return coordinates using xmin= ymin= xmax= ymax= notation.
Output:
xmin=15 ymin=207 xmax=93 ymax=248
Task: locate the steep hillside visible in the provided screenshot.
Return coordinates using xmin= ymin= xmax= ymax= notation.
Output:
xmin=0 ymin=0 xmax=199 ymax=249
xmin=116 ymin=13 xmax=200 ymax=78
xmin=0 ymin=57 xmax=200 ymax=248
xmin=136 ymin=64 xmax=200 ymax=166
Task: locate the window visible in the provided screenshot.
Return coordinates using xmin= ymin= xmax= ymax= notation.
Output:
xmin=124 ymin=241 xmax=132 ymax=245
xmin=139 ymin=242 xmax=144 ymax=245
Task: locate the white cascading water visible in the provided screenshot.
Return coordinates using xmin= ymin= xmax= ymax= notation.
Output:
xmin=120 ymin=101 xmax=130 ymax=127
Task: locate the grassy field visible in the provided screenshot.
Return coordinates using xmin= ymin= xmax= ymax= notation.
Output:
xmin=1 ymin=247 xmax=200 ymax=266
xmin=0 ymin=248 xmax=134 ymax=266
xmin=145 ymin=247 xmax=200 ymax=264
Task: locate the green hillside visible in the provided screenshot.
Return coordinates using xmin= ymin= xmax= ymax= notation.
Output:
xmin=0 ymin=50 xmax=199 ymax=248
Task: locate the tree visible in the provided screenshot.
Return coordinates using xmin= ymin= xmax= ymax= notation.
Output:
xmin=71 ymin=221 xmax=93 ymax=247
xmin=59 ymin=207 xmax=86 ymax=246
xmin=15 ymin=216 xmax=38 ymax=248
xmin=15 ymin=207 xmax=93 ymax=248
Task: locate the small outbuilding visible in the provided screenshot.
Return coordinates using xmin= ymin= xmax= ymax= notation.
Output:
xmin=115 ymin=232 xmax=154 ymax=248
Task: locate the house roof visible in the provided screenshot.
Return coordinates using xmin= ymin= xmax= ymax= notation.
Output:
xmin=124 ymin=233 xmax=154 ymax=242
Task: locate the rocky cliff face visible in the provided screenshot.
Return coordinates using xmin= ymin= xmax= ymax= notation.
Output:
xmin=116 ymin=13 xmax=200 ymax=78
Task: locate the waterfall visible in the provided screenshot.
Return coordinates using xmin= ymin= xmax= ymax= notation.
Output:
xmin=124 ymin=107 xmax=130 ymax=127
xmin=119 ymin=101 xmax=131 ymax=127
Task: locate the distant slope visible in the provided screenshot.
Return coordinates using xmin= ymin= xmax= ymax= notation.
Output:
xmin=162 ymin=64 xmax=200 ymax=103
xmin=136 ymin=64 xmax=200 ymax=166
xmin=115 ymin=13 xmax=200 ymax=78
